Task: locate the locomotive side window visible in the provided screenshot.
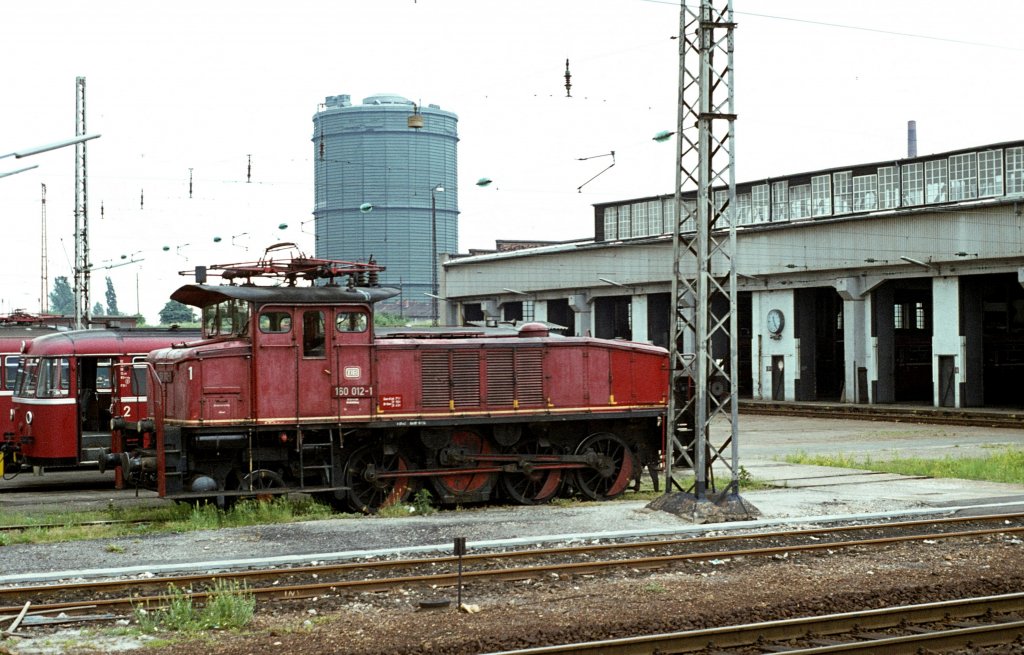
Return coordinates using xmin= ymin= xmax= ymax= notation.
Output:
xmin=302 ymin=311 xmax=326 ymax=357
xmin=203 ymin=299 xmax=249 ymax=337
xmin=335 ymin=311 xmax=367 ymax=333
xmin=4 ymin=355 xmax=19 ymax=390
xmin=259 ymin=311 xmax=292 ymax=334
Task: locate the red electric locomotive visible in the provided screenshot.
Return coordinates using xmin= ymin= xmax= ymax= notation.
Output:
xmin=108 ymin=245 xmax=670 ymax=511
xmin=5 ymin=327 xmax=199 ymax=475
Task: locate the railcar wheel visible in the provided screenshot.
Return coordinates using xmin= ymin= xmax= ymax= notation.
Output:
xmin=240 ymin=469 xmax=286 ymax=502
xmin=430 ymin=429 xmax=498 ymax=503
xmin=572 ymin=432 xmax=636 ymax=501
xmin=344 ymin=445 xmax=413 ymax=514
xmin=500 ymin=438 xmax=562 ymax=505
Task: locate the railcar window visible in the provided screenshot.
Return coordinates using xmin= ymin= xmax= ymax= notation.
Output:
xmin=303 ymin=311 xmax=326 ymax=357
xmin=96 ymin=358 xmax=112 ymax=392
xmin=4 ymin=355 xmax=19 ymax=390
xmin=335 ymin=311 xmax=367 ymax=333
xmin=130 ymin=356 xmax=148 ymax=397
xmin=37 ymin=357 xmax=70 ymax=398
xmin=259 ymin=311 xmax=292 ymax=333
xmin=14 ymin=357 xmax=38 ymax=397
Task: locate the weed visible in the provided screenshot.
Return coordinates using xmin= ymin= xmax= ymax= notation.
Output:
xmin=134 ymin=580 xmax=254 ymax=632
xmin=105 ymin=543 xmax=125 ymax=554
xmin=642 ymin=581 xmax=667 ymax=594
xmin=411 ymin=488 xmax=436 ymax=515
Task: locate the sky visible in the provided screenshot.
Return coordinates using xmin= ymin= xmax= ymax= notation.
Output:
xmin=2 ymin=0 xmax=1022 ymax=323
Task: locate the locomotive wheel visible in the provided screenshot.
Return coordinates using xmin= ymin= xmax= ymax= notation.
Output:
xmin=500 ymin=438 xmax=562 ymax=505
xmin=430 ymin=429 xmax=498 ymax=502
xmin=344 ymin=445 xmax=414 ymax=514
xmin=572 ymin=432 xmax=636 ymax=501
xmin=240 ymin=469 xmax=286 ymax=502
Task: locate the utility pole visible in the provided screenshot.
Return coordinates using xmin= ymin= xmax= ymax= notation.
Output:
xmin=74 ymin=76 xmax=90 ymax=329
xmin=666 ymin=0 xmax=742 ymax=505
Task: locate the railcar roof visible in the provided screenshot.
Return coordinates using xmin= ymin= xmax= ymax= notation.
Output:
xmin=22 ymin=328 xmax=200 ymax=356
xmin=171 ymin=284 xmax=401 ymax=308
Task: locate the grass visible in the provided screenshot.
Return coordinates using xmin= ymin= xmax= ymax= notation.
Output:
xmin=0 ymin=496 xmax=344 ymax=547
xmin=782 ymin=448 xmax=1024 ymax=484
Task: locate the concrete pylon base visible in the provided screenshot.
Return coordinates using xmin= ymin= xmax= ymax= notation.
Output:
xmin=646 ymin=491 xmax=760 ymax=524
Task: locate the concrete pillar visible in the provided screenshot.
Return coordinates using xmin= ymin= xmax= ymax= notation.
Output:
xmin=568 ymin=294 xmax=591 ymax=337
xmin=931 ymin=277 xmax=962 ymax=407
xmin=834 ymin=277 xmax=868 ymax=403
xmin=631 ymin=294 xmax=649 ymax=343
xmin=533 ymin=300 xmax=549 ymax=324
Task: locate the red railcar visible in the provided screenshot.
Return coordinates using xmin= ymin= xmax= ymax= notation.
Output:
xmin=110 ymin=247 xmax=670 ymax=511
xmin=0 ymin=325 xmax=60 ymax=466
xmin=5 ymin=328 xmax=198 ymax=474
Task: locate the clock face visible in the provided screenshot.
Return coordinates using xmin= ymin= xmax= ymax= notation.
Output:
xmin=767 ymin=309 xmax=784 ymax=334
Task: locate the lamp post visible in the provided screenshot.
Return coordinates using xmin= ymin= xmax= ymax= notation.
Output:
xmin=430 ymin=183 xmax=445 ymax=326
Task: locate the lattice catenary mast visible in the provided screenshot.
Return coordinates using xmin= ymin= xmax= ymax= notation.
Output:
xmin=666 ymin=0 xmax=740 ymax=500
xmin=74 ymin=76 xmax=91 ymax=329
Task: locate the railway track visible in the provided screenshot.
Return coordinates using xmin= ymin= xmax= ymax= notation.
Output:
xmin=1 ymin=512 xmax=1021 ymax=617
xmin=482 ymin=592 xmax=1024 ymax=654
xmin=741 ymin=400 xmax=1024 ymax=428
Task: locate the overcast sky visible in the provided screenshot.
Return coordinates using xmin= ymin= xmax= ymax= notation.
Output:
xmin=2 ymin=0 xmax=1022 ymax=323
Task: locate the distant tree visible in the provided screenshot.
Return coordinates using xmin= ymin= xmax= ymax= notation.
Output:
xmin=159 ymin=300 xmax=196 ymax=325
xmin=105 ymin=277 xmax=120 ymax=316
xmin=92 ymin=301 xmax=105 ymax=317
xmin=49 ymin=276 xmax=74 ymax=315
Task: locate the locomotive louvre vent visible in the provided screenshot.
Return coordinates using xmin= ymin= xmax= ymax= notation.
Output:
xmin=486 ymin=348 xmax=544 ymax=406
xmin=421 ymin=350 xmax=481 ymax=408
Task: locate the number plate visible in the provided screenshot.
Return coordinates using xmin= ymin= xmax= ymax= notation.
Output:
xmin=333 ymin=385 xmax=373 ymax=398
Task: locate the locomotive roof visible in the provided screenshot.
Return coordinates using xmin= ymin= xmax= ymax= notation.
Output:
xmin=171 ymin=284 xmax=401 ymax=308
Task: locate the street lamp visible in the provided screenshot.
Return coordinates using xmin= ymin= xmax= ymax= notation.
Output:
xmin=430 ymin=183 xmax=445 ymax=326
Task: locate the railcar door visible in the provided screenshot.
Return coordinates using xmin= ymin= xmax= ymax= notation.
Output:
xmin=253 ymin=306 xmax=299 ymax=419
xmin=332 ymin=307 xmax=373 ymax=419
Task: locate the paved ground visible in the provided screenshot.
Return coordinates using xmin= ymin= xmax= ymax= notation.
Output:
xmin=0 ymin=414 xmax=1021 ymax=584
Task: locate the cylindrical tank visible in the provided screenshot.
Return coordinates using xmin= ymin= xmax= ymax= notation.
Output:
xmin=312 ymin=94 xmax=459 ymax=319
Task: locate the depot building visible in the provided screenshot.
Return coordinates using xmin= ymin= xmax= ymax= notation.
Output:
xmin=439 ymin=140 xmax=1024 ymax=410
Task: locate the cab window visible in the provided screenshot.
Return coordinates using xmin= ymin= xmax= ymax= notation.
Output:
xmin=37 ymin=357 xmax=70 ymax=398
xmin=14 ymin=357 xmax=38 ymax=398
xmin=336 ymin=311 xmax=368 ymax=333
xmin=259 ymin=311 xmax=292 ymax=334
xmin=202 ymin=299 xmax=249 ymax=337
xmin=302 ymin=311 xmax=326 ymax=357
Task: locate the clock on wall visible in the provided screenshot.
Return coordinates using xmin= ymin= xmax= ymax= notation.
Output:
xmin=767 ymin=308 xmax=785 ymax=335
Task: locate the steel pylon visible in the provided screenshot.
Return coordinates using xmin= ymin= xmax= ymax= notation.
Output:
xmin=666 ymin=0 xmax=739 ymax=499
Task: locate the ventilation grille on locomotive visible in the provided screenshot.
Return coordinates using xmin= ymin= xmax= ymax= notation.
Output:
xmin=421 ymin=350 xmax=481 ymax=408
xmin=486 ymin=348 xmax=544 ymax=406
